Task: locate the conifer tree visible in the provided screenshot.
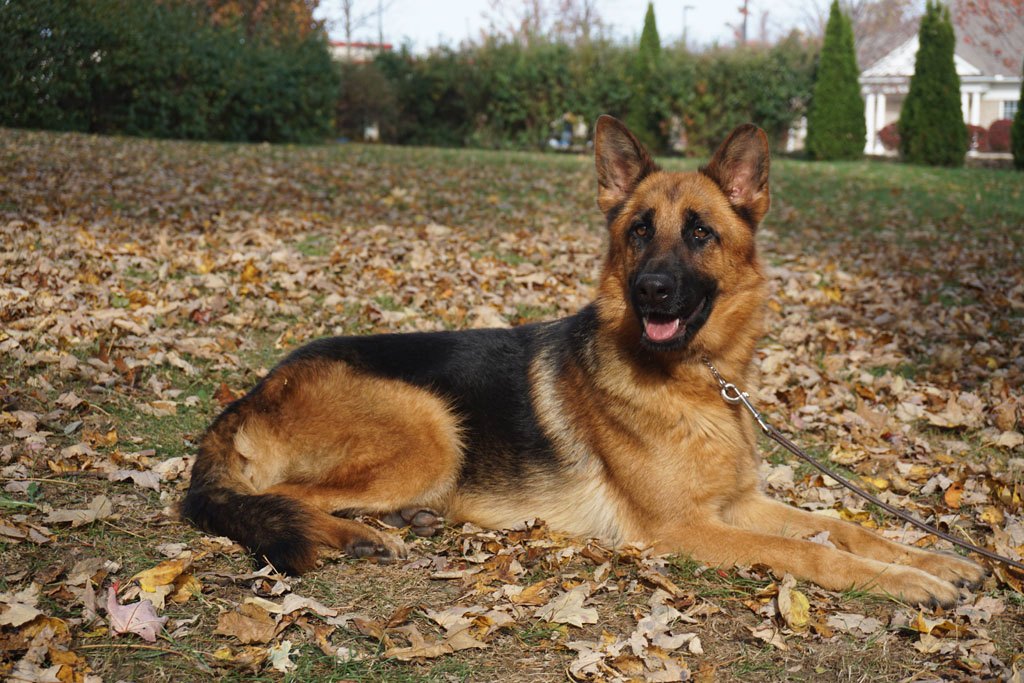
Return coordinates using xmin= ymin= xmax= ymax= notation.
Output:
xmin=638 ymin=2 xmax=661 ymax=72
xmin=1012 ymin=58 xmax=1024 ymax=170
xmin=806 ymin=0 xmax=865 ymax=160
xmin=626 ymin=2 xmax=665 ymax=150
xmin=898 ymin=1 xmax=967 ymax=166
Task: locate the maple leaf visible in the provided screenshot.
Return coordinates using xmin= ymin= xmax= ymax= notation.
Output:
xmin=105 ymin=587 xmax=167 ymax=642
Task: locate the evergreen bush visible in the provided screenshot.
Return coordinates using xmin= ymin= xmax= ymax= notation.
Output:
xmin=898 ymin=1 xmax=967 ymax=166
xmin=624 ymin=2 xmax=667 ymax=151
xmin=0 ymin=0 xmax=338 ymax=142
xmin=805 ymin=0 xmax=865 ymax=160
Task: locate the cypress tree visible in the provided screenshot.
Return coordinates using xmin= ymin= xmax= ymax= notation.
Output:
xmin=1012 ymin=57 xmax=1024 ymax=170
xmin=898 ymin=1 xmax=967 ymax=166
xmin=625 ymin=2 xmax=665 ymax=150
xmin=638 ymin=2 xmax=661 ymax=72
xmin=806 ymin=0 xmax=865 ymax=160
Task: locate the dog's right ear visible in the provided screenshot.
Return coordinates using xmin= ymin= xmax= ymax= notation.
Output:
xmin=594 ymin=115 xmax=658 ymax=215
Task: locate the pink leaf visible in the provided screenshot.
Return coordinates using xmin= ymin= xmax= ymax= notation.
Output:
xmin=105 ymin=587 xmax=167 ymax=642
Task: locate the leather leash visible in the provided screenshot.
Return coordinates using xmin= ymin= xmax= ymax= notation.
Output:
xmin=702 ymin=357 xmax=1024 ymax=573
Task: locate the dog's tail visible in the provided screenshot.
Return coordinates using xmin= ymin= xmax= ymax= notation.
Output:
xmin=179 ymin=402 xmax=329 ymax=574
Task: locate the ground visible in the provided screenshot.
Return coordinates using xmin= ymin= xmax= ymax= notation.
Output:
xmin=1 ymin=128 xmax=1023 ymax=682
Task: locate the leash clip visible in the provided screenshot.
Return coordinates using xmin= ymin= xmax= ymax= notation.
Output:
xmin=702 ymin=357 xmax=770 ymax=433
xmin=720 ymin=383 xmax=771 ymax=433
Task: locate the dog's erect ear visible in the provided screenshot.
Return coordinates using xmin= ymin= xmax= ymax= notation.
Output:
xmin=594 ymin=115 xmax=659 ymax=215
xmin=701 ymin=124 xmax=771 ymax=228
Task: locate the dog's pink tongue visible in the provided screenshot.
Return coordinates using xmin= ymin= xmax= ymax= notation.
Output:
xmin=645 ymin=317 xmax=680 ymax=342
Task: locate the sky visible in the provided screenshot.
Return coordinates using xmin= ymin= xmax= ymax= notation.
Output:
xmin=316 ymin=1 xmax=816 ymax=53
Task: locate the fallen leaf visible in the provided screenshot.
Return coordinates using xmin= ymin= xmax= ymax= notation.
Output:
xmin=105 ymin=586 xmax=167 ymax=642
xmin=534 ymin=584 xmax=598 ymax=627
xmin=44 ymin=496 xmax=113 ymax=527
xmin=750 ymin=620 xmax=787 ymax=650
xmin=776 ymin=574 xmax=810 ymax=631
xmin=215 ymin=603 xmax=278 ymax=645
xmin=131 ymin=557 xmax=192 ymax=593
xmin=267 ymin=639 xmax=296 ymax=673
xmin=826 ymin=612 xmax=883 ymax=636
xmin=0 ymin=583 xmax=43 ymax=627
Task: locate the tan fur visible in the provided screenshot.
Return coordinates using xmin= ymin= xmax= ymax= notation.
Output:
xmin=234 ymin=360 xmax=463 ymax=513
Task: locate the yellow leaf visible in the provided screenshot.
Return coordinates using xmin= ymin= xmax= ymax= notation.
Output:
xmin=170 ymin=573 xmax=202 ymax=604
xmin=777 ymin=575 xmax=810 ymax=631
xmin=131 ymin=557 xmax=191 ymax=593
xmin=239 ymin=260 xmax=261 ymax=284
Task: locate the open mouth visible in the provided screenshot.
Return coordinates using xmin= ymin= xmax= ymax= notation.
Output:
xmin=641 ymin=297 xmax=708 ymax=346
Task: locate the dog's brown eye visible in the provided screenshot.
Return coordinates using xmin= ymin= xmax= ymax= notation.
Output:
xmin=694 ymin=225 xmax=710 ymax=239
xmin=631 ymin=223 xmax=650 ymax=239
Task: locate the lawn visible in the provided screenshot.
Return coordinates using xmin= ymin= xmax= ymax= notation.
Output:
xmin=1 ymin=127 xmax=1023 ymax=682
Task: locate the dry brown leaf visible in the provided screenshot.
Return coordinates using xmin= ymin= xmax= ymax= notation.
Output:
xmin=43 ymin=496 xmax=113 ymax=528
xmin=534 ymin=584 xmax=598 ymax=627
xmin=214 ymin=603 xmax=278 ymax=645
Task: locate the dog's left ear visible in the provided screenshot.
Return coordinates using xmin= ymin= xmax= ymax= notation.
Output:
xmin=701 ymin=124 xmax=771 ymax=228
xmin=594 ymin=115 xmax=659 ymax=215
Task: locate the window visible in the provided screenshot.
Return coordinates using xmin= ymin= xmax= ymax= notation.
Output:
xmin=1004 ymin=100 xmax=1019 ymax=120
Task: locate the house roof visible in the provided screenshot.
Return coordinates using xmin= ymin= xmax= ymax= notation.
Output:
xmin=951 ymin=3 xmax=1024 ymax=77
xmin=862 ymin=35 xmax=983 ymax=78
xmin=861 ymin=0 xmax=1024 ymax=79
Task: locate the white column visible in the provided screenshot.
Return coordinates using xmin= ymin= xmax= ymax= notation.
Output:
xmin=865 ymin=92 xmax=877 ymax=154
xmin=970 ymin=92 xmax=981 ymax=126
xmin=962 ymin=93 xmax=970 ymax=121
xmin=875 ymin=93 xmax=887 ymax=154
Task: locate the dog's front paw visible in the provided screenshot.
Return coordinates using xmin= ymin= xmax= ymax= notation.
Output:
xmin=872 ymin=565 xmax=961 ymax=608
xmin=910 ymin=550 xmax=987 ymax=588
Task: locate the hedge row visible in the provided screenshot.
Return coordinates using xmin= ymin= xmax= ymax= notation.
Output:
xmin=0 ymin=0 xmax=338 ymax=143
xmin=340 ymin=35 xmax=817 ymax=155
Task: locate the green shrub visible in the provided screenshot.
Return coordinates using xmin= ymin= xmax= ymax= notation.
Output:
xmin=0 ymin=0 xmax=338 ymax=142
xmin=898 ymin=1 xmax=967 ymax=166
xmin=356 ymin=33 xmax=815 ymax=154
xmin=805 ymin=0 xmax=865 ymax=160
xmin=624 ymin=2 xmax=666 ymax=150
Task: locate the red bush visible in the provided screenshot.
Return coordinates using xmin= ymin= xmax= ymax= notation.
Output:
xmin=878 ymin=122 xmax=901 ymax=151
xmin=989 ymin=119 xmax=1012 ymax=152
xmin=966 ymin=124 xmax=990 ymax=152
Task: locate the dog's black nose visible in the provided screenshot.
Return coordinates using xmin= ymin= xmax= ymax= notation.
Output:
xmin=635 ymin=273 xmax=673 ymax=305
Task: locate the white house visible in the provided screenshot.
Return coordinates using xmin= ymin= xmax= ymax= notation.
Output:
xmin=329 ymin=41 xmax=392 ymax=64
xmin=860 ymin=5 xmax=1023 ymax=155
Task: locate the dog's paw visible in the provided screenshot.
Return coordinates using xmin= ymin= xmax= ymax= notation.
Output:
xmin=873 ymin=565 xmax=961 ymax=609
xmin=379 ymin=507 xmax=444 ymax=538
xmin=345 ymin=529 xmax=408 ymax=562
xmin=910 ymin=550 xmax=987 ymax=588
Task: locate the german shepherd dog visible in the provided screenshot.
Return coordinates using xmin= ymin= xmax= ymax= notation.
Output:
xmin=182 ymin=116 xmax=983 ymax=606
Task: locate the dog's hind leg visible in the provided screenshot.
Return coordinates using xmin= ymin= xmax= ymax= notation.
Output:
xmin=183 ymin=358 xmax=463 ymax=572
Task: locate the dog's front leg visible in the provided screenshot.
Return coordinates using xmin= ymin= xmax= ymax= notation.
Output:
xmin=659 ymin=518 xmax=963 ymax=607
xmin=723 ymin=494 xmax=986 ymax=589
